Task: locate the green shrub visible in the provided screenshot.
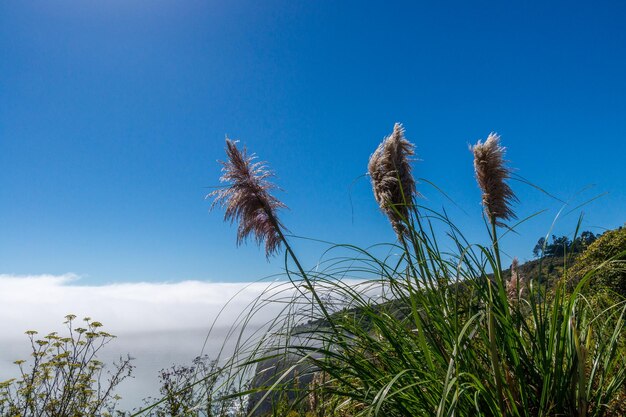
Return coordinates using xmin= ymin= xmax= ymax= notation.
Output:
xmin=571 ymin=226 xmax=626 ymax=296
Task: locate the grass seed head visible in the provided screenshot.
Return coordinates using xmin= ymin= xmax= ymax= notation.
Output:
xmin=209 ymin=138 xmax=286 ymax=257
xmin=368 ymin=123 xmax=418 ymax=236
xmin=507 ymin=257 xmax=524 ymax=300
xmin=471 ymin=133 xmax=518 ymax=227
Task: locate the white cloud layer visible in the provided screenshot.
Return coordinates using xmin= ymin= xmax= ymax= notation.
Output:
xmin=0 ymin=274 xmax=295 ymax=412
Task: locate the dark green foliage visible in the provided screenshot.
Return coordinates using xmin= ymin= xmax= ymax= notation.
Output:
xmin=533 ymin=231 xmax=598 ymax=258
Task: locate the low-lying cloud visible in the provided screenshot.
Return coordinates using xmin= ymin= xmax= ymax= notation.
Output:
xmin=0 ymin=274 xmax=294 ymax=411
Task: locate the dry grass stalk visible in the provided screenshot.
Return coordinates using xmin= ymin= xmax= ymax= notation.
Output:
xmin=368 ymin=123 xmax=418 ymax=236
xmin=506 ymin=257 xmax=524 ymax=300
xmin=307 ymin=371 xmax=328 ymax=413
xmin=471 ymin=133 xmax=518 ymax=227
xmin=209 ymin=138 xmax=286 ymax=257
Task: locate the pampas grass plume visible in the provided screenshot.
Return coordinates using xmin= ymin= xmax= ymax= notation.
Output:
xmin=368 ymin=123 xmax=418 ymax=236
xmin=471 ymin=133 xmax=518 ymax=227
xmin=209 ymin=138 xmax=286 ymax=257
xmin=506 ymin=257 xmax=524 ymax=300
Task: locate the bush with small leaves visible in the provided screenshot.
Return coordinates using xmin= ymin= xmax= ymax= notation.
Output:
xmin=139 ymin=355 xmax=248 ymax=417
xmin=0 ymin=315 xmax=133 ymax=417
xmin=149 ymin=355 xmax=219 ymax=417
xmin=571 ymin=226 xmax=626 ymax=296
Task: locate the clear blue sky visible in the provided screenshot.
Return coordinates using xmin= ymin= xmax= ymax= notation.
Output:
xmin=1 ymin=0 xmax=625 ymax=284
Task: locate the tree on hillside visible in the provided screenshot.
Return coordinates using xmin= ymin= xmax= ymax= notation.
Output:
xmin=532 ymin=231 xmax=598 ymax=258
xmin=572 ymin=230 xmax=598 ymax=252
xmin=532 ymin=237 xmax=546 ymax=258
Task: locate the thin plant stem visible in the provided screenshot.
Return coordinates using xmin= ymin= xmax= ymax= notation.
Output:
xmin=272 ymin=219 xmax=340 ymax=337
xmin=488 ymin=219 xmax=506 ymax=415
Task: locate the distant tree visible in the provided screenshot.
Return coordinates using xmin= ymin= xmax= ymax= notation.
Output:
xmin=0 ymin=315 xmax=133 ymax=417
xmin=532 ymin=237 xmax=546 ymax=258
xmin=571 ymin=230 xmax=598 ymax=253
xmin=532 ymin=231 xmax=598 ymax=258
xmin=549 ymin=235 xmax=571 ymax=257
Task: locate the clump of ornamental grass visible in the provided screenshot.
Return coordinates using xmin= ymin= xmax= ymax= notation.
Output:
xmin=174 ymin=127 xmax=626 ymax=417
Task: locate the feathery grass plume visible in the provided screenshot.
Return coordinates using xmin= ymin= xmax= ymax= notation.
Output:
xmin=471 ymin=132 xmax=518 ymax=227
xmin=368 ymin=123 xmax=418 ymax=236
xmin=506 ymin=257 xmax=524 ymax=300
xmin=209 ymin=138 xmax=286 ymax=257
